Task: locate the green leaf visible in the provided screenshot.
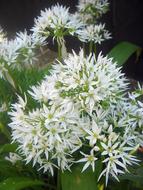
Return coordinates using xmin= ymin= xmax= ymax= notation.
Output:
xmin=119 ymin=165 xmax=143 ymax=186
xmin=0 ymin=143 xmax=18 ymax=154
xmin=0 ymin=177 xmax=44 ymax=190
xmin=12 ymin=66 xmax=51 ymax=93
xmin=3 ymin=70 xmax=17 ymax=90
xmin=108 ymin=41 xmax=141 ymax=66
xmin=120 ymin=173 xmax=143 ymax=184
xmin=0 ymin=122 xmax=11 ymax=140
xmin=0 ymin=160 xmax=20 ymax=179
xmin=61 ymin=164 xmax=100 ymax=190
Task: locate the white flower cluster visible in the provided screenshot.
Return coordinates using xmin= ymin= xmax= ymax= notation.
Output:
xmin=77 ymin=0 xmax=109 ymax=19
xmin=0 ymin=2 xmax=110 ymax=61
xmin=0 ymin=1 xmax=111 ymax=80
xmin=76 ymin=0 xmax=111 ymax=45
xmin=32 ymin=4 xmax=83 ymax=40
xmin=0 ymin=31 xmax=46 ymax=79
xmin=77 ymin=24 xmax=111 ymax=44
xmin=9 ymin=50 xmax=142 ymax=185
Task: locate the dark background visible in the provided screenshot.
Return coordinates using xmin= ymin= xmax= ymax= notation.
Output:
xmin=0 ymin=0 xmax=143 ymax=81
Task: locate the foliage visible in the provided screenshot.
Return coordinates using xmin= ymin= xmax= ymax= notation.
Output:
xmin=0 ymin=0 xmax=143 ymax=190
xmin=108 ymin=41 xmax=141 ymax=66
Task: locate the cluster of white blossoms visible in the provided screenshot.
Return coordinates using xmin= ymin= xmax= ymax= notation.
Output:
xmin=0 ymin=1 xmax=111 ymax=80
xmin=9 ymin=50 xmax=142 ymax=185
xmin=77 ymin=23 xmax=111 ymax=44
xmin=77 ymin=0 xmax=109 ymax=19
xmin=31 ymin=2 xmax=111 ymax=52
xmin=0 ymin=31 xmax=46 ymax=79
xmin=76 ymin=0 xmax=111 ymax=45
xmin=32 ymin=4 xmax=83 ymax=41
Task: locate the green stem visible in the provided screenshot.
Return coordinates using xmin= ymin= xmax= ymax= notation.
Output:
xmin=89 ymin=41 xmax=93 ymax=54
xmin=57 ymin=38 xmax=62 ymax=61
xmin=98 ymin=183 xmax=104 ymax=190
xmin=94 ymin=44 xmax=96 ymax=57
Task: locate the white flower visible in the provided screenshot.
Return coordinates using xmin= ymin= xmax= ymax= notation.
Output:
xmin=12 ymin=31 xmax=38 ymax=67
xmin=101 ymin=138 xmax=119 ymax=157
xmin=0 ymin=31 xmax=46 ymax=80
xmin=99 ymin=129 xmax=139 ymax=185
xmin=99 ymin=154 xmax=126 ymax=185
xmin=77 ymin=151 xmax=98 ymax=172
xmin=0 ymin=30 xmax=46 ymax=75
xmin=5 ymin=152 xmax=22 ymax=165
xmin=39 ymin=161 xmax=58 ymax=175
xmin=85 ymin=120 xmax=104 ymax=146
xmin=29 ymin=81 xmax=50 ymax=103
xmin=77 ymin=24 xmax=111 ymax=44
xmin=77 ymin=0 xmax=109 ymax=19
xmin=32 ymin=4 xmax=83 ymax=40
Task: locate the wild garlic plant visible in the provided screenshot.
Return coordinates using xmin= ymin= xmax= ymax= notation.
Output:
xmin=32 ymin=4 xmax=84 ymax=60
xmin=76 ymin=0 xmax=111 ymax=53
xmin=0 ymin=29 xmax=46 ymax=89
xmin=0 ymin=0 xmax=142 ymax=189
xmin=76 ymin=23 xmax=111 ymax=49
xmin=32 ymin=1 xmax=111 ymax=59
xmin=9 ymin=50 xmax=143 ymax=185
xmin=0 ymin=1 xmax=111 ymax=87
xmin=77 ymin=0 xmax=109 ymax=20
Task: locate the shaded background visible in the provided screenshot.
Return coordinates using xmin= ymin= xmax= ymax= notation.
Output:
xmin=0 ymin=0 xmax=143 ymax=80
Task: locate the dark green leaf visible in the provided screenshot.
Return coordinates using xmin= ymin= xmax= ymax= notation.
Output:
xmin=0 ymin=160 xmax=19 ymax=179
xmin=0 ymin=177 xmax=44 ymax=190
xmin=0 ymin=123 xmax=11 ymax=140
xmin=0 ymin=143 xmax=18 ymax=154
xmin=61 ymin=164 xmax=99 ymax=190
xmin=108 ymin=41 xmax=141 ymax=66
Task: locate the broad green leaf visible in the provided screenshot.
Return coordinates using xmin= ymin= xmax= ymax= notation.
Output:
xmin=0 ymin=143 xmax=18 ymax=154
xmin=61 ymin=163 xmax=101 ymax=190
xmin=0 ymin=177 xmax=44 ymax=190
xmin=108 ymin=41 xmax=141 ymax=66
xmin=0 ymin=160 xmax=19 ymax=179
xmin=120 ymin=173 xmax=143 ymax=184
xmin=119 ymin=165 xmax=143 ymax=186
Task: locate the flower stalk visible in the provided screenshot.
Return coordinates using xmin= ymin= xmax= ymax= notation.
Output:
xmin=57 ymin=38 xmax=62 ymax=61
xmin=89 ymin=40 xmax=93 ymax=54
